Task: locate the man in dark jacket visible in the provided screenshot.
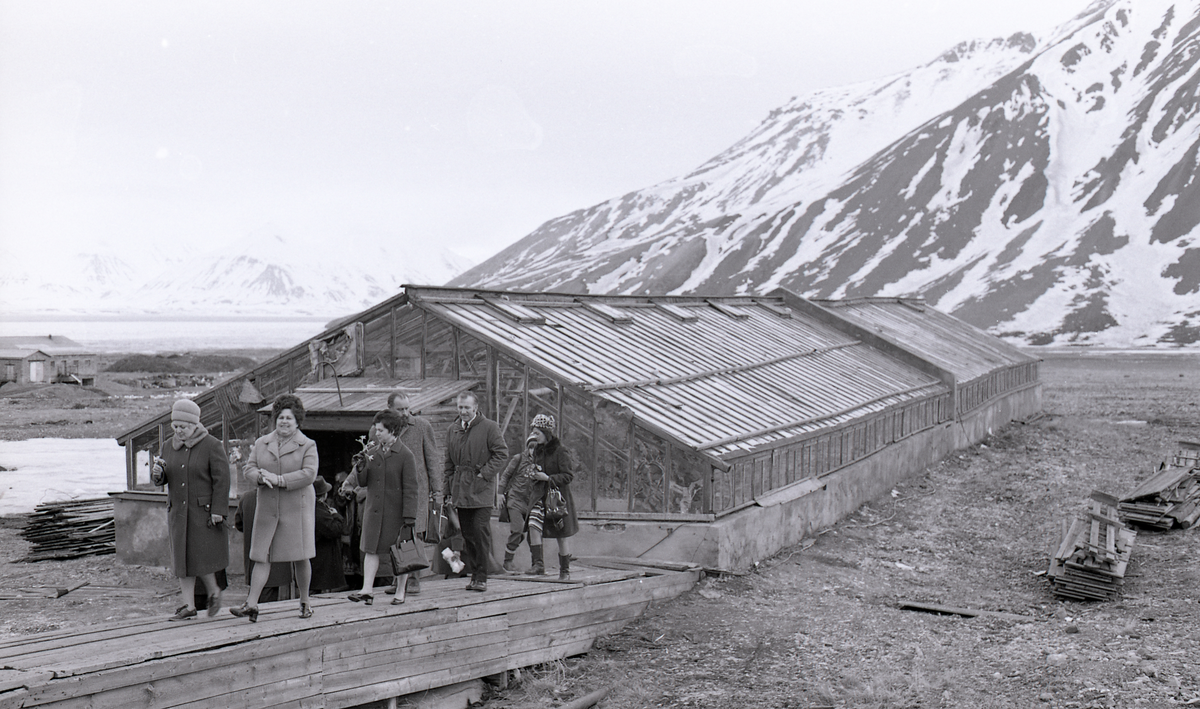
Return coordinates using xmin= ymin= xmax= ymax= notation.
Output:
xmin=443 ymin=391 xmax=507 ymax=592
xmin=387 ymin=391 xmax=442 ymax=596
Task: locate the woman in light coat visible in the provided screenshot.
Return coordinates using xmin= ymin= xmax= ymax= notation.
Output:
xmin=230 ymin=393 xmax=319 ymax=621
xmin=151 ymin=398 xmax=230 ymax=620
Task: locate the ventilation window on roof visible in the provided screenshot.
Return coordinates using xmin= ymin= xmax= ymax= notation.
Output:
xmin=654 ymin=302 xmax=699 ymax=322
xmin=705 ymin=300 xmax=750 ymax=320
xmin=753 ymin=300 xmax=794 ymax=318
xmin=579 ymin=301 xmax=634 ymax=324
xmin=479 ymin=297 xmax=545 ymax=324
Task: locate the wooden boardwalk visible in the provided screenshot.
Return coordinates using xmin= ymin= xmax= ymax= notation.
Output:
xmin=0 ymin=563 xmax=698 ymax=709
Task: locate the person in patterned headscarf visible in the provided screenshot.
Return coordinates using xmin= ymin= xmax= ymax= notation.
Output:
xmin=501 ymin=413 xmax=579 ymax=580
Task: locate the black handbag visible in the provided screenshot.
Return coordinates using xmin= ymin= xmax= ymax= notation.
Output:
xmin=424 ymin=497 xmax=446 ymax=544
xmin=389 ymin=526 xmax=430 ymax=575
xmin=544 ymin=486 xmax=567 ymax=531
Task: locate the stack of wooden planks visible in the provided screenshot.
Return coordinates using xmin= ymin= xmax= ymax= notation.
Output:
xmin=1048 ymin=492 xmax=1136 ymax=601
xmin=1118 ymin=441 xmax=1200 ymax=530
xmin=20 ymin=498 xmax=115 ymax=562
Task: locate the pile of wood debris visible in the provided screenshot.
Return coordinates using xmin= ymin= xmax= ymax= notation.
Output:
xmin=1048 ymin=491 xmax=1136 ymax=601
xmin=1117 ymin=441 xmax=1200 ymax=530
xmin=20 ymin=497 xmax=115 ymax=562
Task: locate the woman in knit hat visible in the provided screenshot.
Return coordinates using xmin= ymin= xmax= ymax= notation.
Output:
xmin=150 ymin=398 xmax=230 ymax=620
xmin=498 ymin=413 xmax=579 ymax=579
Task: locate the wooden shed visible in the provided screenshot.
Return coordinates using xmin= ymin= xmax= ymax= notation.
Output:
xmin=113 ymin=285 xmax=1041 ymax=571
xmin=0 ymin=336 xmax=97 ymax=386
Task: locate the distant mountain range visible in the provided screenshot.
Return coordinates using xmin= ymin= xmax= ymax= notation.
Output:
xmin=452 ymin=0 xmax=1200 ymax=347
xmin=1 ymin=233 xmax=471 ymax=319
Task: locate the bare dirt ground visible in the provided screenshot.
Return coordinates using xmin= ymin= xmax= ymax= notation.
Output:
xmin=1 ymin=351 xmax=1198 ymax=708
xmin=488 ymin=352 xmax=1200 ymax=709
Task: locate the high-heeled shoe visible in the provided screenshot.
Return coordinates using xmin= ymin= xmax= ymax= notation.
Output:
xmin=206 ymin=590 xmax=223 ymax=617
xmin=229 ymin=603 xmax=259 ymax=623
xmin=299 ymin=603 xmax=313 ymax=619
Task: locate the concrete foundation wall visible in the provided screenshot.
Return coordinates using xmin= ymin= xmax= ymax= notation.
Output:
xmin=114 ymin=492 xmax=245 ymax=575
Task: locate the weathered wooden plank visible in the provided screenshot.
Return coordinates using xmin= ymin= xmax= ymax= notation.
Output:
xmin=323 ymin=636 xmax=510 ymax=695
xmin=171 ymin=673 xmax=323 ymax=709
xmin=507 ymin=592 xmax=649 ymax=629
xmin=323 ymin=657 xmax=507 ymax=709
xmin=10 ymin=600 xmax=440 ymax=672
xmin=17 ymin=629 xmax=328 ymax=708
xmin=40 ymin=646 xmax=322 ymax=709
xmin=0 ymin=669 xmax=53 ymax=697
xmin=510 ymin=602 xmax=647 ymax=640
xmin=322 ymin=615 xmax=507 ymax=668
xmin=507 ymin=636 xmax=598 ymax=671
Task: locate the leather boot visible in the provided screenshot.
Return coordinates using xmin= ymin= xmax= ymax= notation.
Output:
xmin=526 ymin=544 xmax=545 ymax=575
xmin=558 ymin=554 xmax=571 ymax=581
xmin=503 ymin=551 xmax=518 ymax=574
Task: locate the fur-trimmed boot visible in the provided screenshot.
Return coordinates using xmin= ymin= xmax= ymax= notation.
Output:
xmin=526 ymin=545 xmax=545 ymax=575
xmin=558 ymin=554 xmax=571 ymax=581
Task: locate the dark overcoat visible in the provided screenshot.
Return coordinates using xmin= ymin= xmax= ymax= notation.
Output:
xmin=161 ymin=433 xmax=230 ymax=577
xmin=244 ymin=430 xmax=319 ymax=563
xmin=532 ymin=438 xmax=579 ymax=539
xmin=443 ymin=414 xmax=508 ymax=509
xmin=312 ymin=497 xmax=348 ymax=592
xmin=347 ymin=437 xmax=418 ymax=555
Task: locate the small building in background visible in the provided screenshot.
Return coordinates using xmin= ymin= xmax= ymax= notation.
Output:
xmin=113 ymin=286 xmax=1041 ymax=572
xmin=0 ymin=336 xmax=97 ymax=386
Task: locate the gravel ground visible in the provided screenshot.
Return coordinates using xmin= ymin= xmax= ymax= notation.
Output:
xmin=486 ymin=351 xmax=1200 ymax=709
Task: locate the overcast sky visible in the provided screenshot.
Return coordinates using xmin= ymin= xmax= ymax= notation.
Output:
xmin=1 ymin=0 xmax=1095 ymax=270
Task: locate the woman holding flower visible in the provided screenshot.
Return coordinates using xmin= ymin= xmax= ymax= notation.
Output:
xmin=340 ymin=409 xmax=418 ymax=605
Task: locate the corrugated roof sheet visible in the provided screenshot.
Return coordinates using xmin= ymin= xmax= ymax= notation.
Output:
xmin=816 ymin=298 xmax=1035 ymax=383
xmin=411 ymin=290 xmax=948 ymax=457
xmin=259 ymin=377 xmax=479 ymax=416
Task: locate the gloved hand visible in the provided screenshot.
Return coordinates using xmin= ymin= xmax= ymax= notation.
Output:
xmin=150 ymin=457 xmax=165 ymax=485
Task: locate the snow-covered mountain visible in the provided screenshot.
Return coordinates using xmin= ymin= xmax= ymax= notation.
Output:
xmin=2 ymin=234 xmax=472 ymax=318
xmin=452 ymin=0 xmax=1200 ymax=346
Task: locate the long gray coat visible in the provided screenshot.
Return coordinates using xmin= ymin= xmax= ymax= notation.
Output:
xmin=162 ymin=433 xmax=230 ymax=577
xmin=243 ymin=429 xmax=318 ymax=563
xmin=399 ymin=416 xmax=441 ymax=536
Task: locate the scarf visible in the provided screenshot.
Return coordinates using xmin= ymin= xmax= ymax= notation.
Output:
xmin=171 ymin=424 xmax=209 ymax=450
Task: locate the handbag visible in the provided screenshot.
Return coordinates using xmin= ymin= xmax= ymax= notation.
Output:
xmin=424 ymin=497 xmax=446 ymax=544
xmin=544 ymin=486 xmax=568 ymax=531
xmin=389 ymin=526 xmax=430 ymax=575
